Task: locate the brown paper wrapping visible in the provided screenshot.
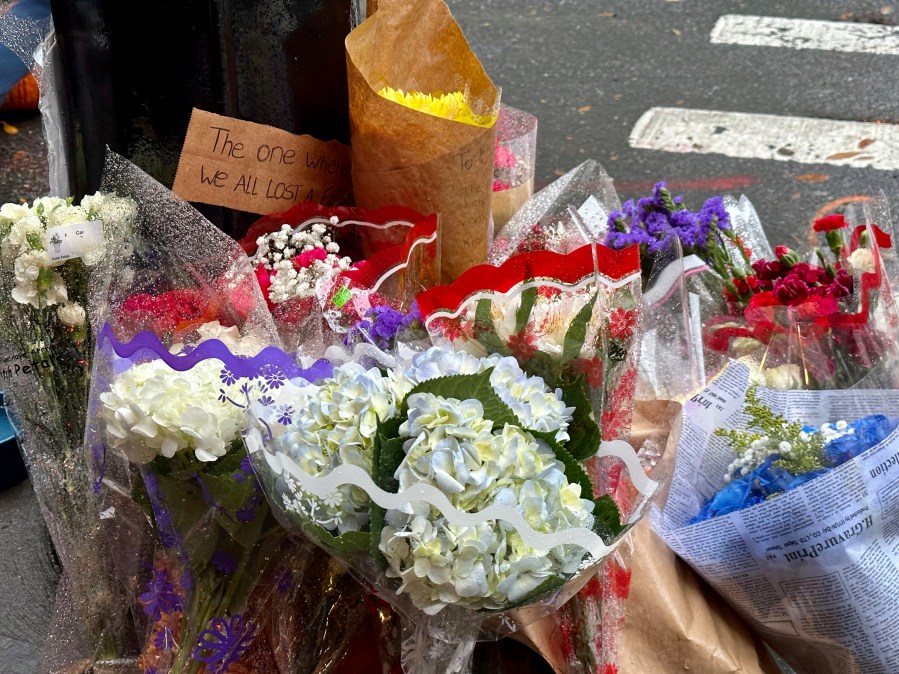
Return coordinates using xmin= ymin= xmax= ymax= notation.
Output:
xmin=518 ymin=401 xmax=780 ymax=674
xmin=346 ymin=0 xmax=499 ymax=283
xmin=492 ymin=180 xmax=534 ymax=231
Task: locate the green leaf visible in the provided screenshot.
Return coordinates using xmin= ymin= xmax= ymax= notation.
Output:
xmin=561 ymin=294 xmax=596 ymax=363
xmin=560 ymin=375 xmax=602 ymax=461
xmin=305 ymin=522 xmax=371 ymax=555
xmin=474 ymin=298 xmax=506 ymax=354
xmin=593 ymin=494 xmax=626 ymax=542
xmin=403 ymin=369 xmax=518 ymax=430
xmin=514 ymin=285 xmax=539 ymax=337
xmin=370 ymin=415 xmax=405 ymax=571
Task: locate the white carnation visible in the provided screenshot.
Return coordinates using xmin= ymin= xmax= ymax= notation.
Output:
xmin=57 ymin=301 xmax=86 ymax=327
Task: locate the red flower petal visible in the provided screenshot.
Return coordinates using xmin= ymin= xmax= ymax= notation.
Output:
xmin=813 ymin=213 xmax=847 ymax=232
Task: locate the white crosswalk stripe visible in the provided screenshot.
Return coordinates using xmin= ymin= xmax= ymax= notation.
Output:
xmin=710 ymin=14 xmax=899 ymax=56
xmin=629 ymin=107 xmax=899 ymax=171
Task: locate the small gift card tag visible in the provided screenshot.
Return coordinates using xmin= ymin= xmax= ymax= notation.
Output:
xmin=576 ymin=195 xmax=608 ymax=236
xmin=45 ymin=220 xmax=104 ymax=262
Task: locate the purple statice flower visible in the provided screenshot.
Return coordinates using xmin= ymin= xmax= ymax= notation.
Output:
xmin=344 ymin=304 xmax=423 ymax=351
xmin=211 ymin=550 xmax=238 ymax=575
xmin=153 ymin=626 xmax=175 ymax=652
xmin=235 ymin=506 xmax=257 ymax=523
xmin=139 ymin=568 xmax=183 ymax=621
xmin=193 ymin=614 xmax=257 ymax=674
xmin=605 ymin=182 xmax=735 ymax=262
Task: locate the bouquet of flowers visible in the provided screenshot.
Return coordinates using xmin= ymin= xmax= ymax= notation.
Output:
xmin=244 ymin=240 xmax=663 ymax=673
xmin=0 ymin=192 xmax=139 ymax=666
xmin=85 ymin=152 xmax=317 ymax=673
xmin=346 ymin=0 xmax=499 ymax=282
xmin=238 ymin=202 xmax=438 ymax=354
xmin=654 ymin=200 xmax=899 ymax=673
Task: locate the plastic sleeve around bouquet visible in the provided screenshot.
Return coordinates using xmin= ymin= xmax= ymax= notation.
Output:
xmin=239 ymin=201 xmax=439 ymax=350
xmin=706 ymin=199 xmax=899 ymax=391
xmin=492 ymin=105 xmax=538 ymax=231
xmin=346 ymin=0 xmax=499 ymax=283
xmin=243 ymin=242 xmax=665 ymax=673
xmin=84 ymin=151 xmax=311 ymax=673
xmin=489 ymin=159 xmax=621 ymax=265
xmin=0 ymin=188 xmax=142 ymax=667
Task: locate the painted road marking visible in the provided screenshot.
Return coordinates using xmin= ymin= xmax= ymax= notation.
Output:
xmin=710 ymin=14 xmax=899 ymax=56
xmin=629 ymin=107 xmax=899 ymax=171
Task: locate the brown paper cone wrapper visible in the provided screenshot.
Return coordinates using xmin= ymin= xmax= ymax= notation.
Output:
xmin=492 ymin=180 xmax=534 ymax=231
xmin=346 ymin=0 xmax=498 ymax=283
xmin=518 ymin=401 xmax=780 ymax=674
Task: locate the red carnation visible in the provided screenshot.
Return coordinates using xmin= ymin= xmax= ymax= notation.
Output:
xmin=813 ymin=213 xmax=847 ymax=232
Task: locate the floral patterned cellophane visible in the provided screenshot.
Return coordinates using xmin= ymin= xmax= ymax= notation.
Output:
xmin=239 ymin=202 xmax=439 ymax=353
xmin=491 ymin=104 xmax=538 ymax=230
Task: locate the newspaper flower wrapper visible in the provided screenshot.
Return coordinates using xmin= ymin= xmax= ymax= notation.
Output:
xmin=657 ymin=358 xmax=899 ymax=674
xmin=492 ymin=105 xmax=538 ymax=230
xmin=84 ymin=151 xmax=311 ymax=673
xmin=240 ymin=201 xmax=439 ymax=353
xmin=346 ymin=0 xmax=499 ymax=283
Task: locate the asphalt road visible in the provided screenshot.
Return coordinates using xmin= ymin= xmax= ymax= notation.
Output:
xmin=1 ymin=0 xmax=897 ymax=670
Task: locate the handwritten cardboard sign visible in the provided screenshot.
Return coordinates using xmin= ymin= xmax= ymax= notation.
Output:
xmin=172 ymin=109 xmax=352 ymax=215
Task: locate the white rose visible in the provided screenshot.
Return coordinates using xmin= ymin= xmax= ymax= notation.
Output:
xmin=764 ymin=363 xmax=804 ymax=390
xmin=47 ymin=205 xmax=89 ymax=227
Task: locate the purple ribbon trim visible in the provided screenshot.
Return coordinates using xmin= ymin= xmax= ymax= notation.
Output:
xmin=96 ymin=323 xmax=333 ymax=382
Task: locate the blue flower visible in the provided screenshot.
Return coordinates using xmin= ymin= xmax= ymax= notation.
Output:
xmin=193 ymin=614 xmax=257 ymax=674
xmin=824 ymin=415 xmax=898 ymax=466
xmin=275 ymin=404 xmax=294 ymax=426
xmin=220 ymin=367 xmax=237 ymax=386
xmin=258 ymin=394 xmax=274 ymax=407
xmin=139 ymin=568 xmax=183 ymax=621
xmin=262 ymin=366 xmax=286 ymax=389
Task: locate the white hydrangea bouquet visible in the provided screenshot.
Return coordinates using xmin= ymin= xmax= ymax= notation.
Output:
xmin=246 ymin=242 xmax=661 ymax=674
xmin=0 ymin=191 xmax=140 ymax=662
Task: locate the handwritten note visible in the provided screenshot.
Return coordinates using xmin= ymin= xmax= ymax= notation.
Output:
xmin=172 ymin=109 xmax=352 ymax=215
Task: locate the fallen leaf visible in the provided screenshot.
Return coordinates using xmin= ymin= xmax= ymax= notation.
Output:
xmin=825 ymin=151 xmax=862 ymax=160
xmin=554 ymin=169 xmax=565 ymax=176
xmin=672 ymin=28 xmax=682 ymax=36
xmin=597 ymin=11 xmax=615 ymax=17
xmin=1 ymin=120 xmax=18 ymax=134
xmin=577 ymin=105 xmax=592 ymax=113
xmin=858 ymin=138 xmax=876 ymax=148
xmin=777 ymin=148 xmax=795 ymax=156
xmin=795 ymin=173 xmax=830 ymax=182
xmin=791 ymin=192 xmax=802 ymax=200
xmin=856 ymin=155 xmax=876 ymax=161
xmin=13 ymin=150 xmax=26 ymax=161
xmin=882 ymin=6 xmax=893 ymax=15
xmin=612 ymin=93 xmax=623 ymax=100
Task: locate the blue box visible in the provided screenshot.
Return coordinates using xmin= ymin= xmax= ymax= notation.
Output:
xmin=0 ymin=392 xmax=27 ymax=491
